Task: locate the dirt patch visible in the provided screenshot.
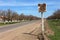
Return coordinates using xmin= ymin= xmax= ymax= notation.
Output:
xmin=0 ymin=20 xmax=41 ymax=40
xmin=44 ymin=20 xmax=54 ymax=36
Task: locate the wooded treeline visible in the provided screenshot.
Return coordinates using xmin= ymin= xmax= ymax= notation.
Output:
xmin=47 ymin=9 xmax=60 ymax=19
xmin=0 ymin=9 xmax=40 ymax=22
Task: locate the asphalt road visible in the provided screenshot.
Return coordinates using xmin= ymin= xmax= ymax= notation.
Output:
xmin=0 ymin=20 xmax=38 ymax=33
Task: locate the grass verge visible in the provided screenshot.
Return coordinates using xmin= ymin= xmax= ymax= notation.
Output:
xmin=0 ymin=22 xmax=19 ymax=26
xmin=48 ymin=19 xmax=60 ymax=40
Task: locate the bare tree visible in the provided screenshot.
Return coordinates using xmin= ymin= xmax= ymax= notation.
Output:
xmin=12 ymin=12 xmax=19 ymax=22
xmin=0 ymin=10 xmax=7 ymax=22
xmin=0 ymin=9 xmax=40 ymax=23
xmin=6 ymin=9 xmax=12 ymax=22
xmin=47 ymin=9 xmax=60 ymax=19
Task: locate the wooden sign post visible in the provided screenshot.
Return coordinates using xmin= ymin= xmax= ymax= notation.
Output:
xmin=38 ymin=3 xmax=46 ymax=34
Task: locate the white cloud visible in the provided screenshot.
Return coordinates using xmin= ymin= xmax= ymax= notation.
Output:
xmin=0 ymin=0 xmax=60 ymax=6
xmin=0 ymin=2 xmax=37 ymax=6
xmin=0 ymin=0 xmax=16 ymax=6
xmin=0 ymin=0 xmax=38 ymax=6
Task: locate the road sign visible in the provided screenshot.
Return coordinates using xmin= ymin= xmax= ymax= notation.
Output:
xmin=38 ymin=3 xmax=46 ymax=12
xmin=38 ymin=3 xmax=46 ymax=35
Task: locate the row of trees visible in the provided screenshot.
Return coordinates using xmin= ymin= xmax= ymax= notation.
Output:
xmin=0 ymin=9 xmax=40 ymax=22
xmin=47 ymin=9 xmax=60 ymax=19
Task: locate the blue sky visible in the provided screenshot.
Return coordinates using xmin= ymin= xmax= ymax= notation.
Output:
xmin=0 ymin=0 xmax=60 ymax=18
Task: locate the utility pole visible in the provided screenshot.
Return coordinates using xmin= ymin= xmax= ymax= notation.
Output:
xmin=38 ymin=3 xmax=46 ymax=34
xmin=41 ymin=12 xmax=44 ymax=33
